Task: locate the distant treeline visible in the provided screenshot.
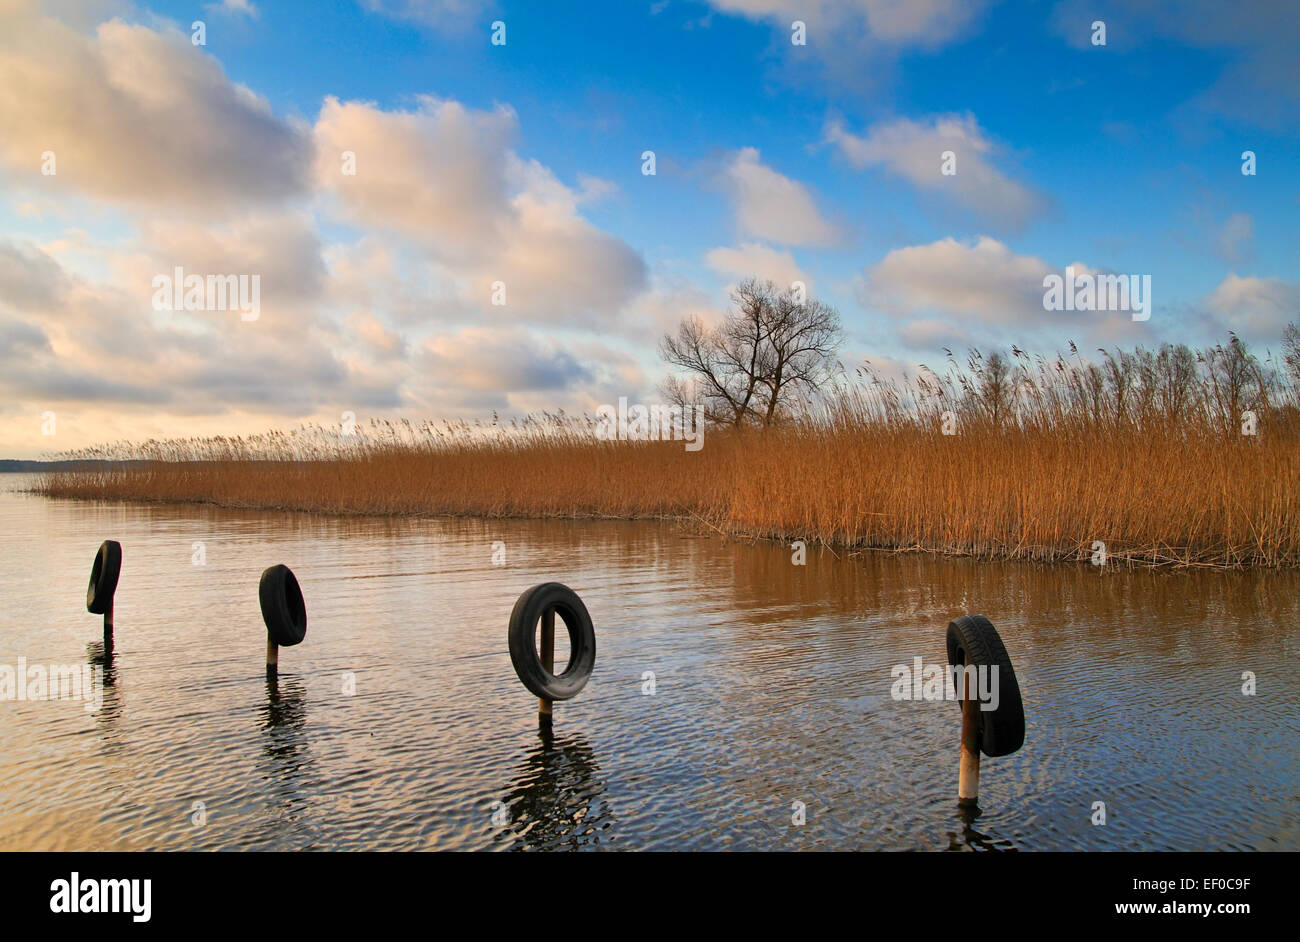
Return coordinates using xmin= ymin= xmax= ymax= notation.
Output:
xmin=0 ymin=459 xmax=153 ymax=472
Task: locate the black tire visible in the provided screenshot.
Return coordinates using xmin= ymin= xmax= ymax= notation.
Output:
xmin=945 ymin=614 xmax=1025 ymax=757
xmin=86 ymin=540 xmax=122 ymax=614
xmin=259 ymin=564 xmax=307 ymax=647
xmin=508 ymin=583 xmax=595 ymax=701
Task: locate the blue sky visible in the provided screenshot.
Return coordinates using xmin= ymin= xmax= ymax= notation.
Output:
xmin=1 ymin=0 xmax=1297 ymax=456
xmin=164 ymin=0 xmax=1295 ymax=295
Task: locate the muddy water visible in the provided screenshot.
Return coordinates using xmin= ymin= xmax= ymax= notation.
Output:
xmin=0 ymin=476 xmax=1296 ymax=851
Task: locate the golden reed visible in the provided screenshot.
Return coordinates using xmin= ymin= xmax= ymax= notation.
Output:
xmin=36 ymin=337 xmax=1300 ymax=569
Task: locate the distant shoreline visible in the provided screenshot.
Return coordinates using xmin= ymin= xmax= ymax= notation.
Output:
xmin=0 ymin=460 xmax=152 ymax=472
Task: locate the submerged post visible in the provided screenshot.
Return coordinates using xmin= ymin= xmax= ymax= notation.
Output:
xmin=266 ymin=636 xmax=279 ymax=680
xmin=538 ymin=608 xmax=555 ymax=729
xmin=103 ymin=599 xmax=114 ymax=652
xmin=958 ymin=669 xmax=980 ymax=808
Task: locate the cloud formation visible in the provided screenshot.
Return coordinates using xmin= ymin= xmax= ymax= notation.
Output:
xmin=857 ymin=236 xmax=1155 ymax=354
xmin=0 ymin=5 xmax=311 ymax=212
xmin=706 ymin=242 xmax=808 ymax=291
xmin=709 ymin=0 xmax=991 ymax=48
xmin=827 ymin=114 xmax=1046 ymax=231
xmin=361 ymin=0 xmax=494 ymax=32
xmin=315 ymin=96 xmax=647 ymax=325
xmin=864 ymin=236 xmax=1051 ymax=325
xmin=719 ymin=148 xmax=840 ymax=248
xmin=0 ymin=6 xmax=656 ymax=456
xmin=1204 ymin=273 xmax=1300 ymax=337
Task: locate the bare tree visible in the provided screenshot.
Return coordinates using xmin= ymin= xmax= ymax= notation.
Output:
xmin=659 ymin=279 xmax=842 ymax=427
xmin=1203 ymin=334 xmax=1265 ymax=433
xmin=1152 ymin=343 xmax=1198 ymax=424
xmin=1282 ymin=322 xmax=1300 ymax=388
xmin=1099 ymin=348 xmax=1138 ymax=426
xmin=967 ymin=349 xmax=1013 ymax=424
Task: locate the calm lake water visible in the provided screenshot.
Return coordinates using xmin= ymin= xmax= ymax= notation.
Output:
xmin=1 ymin=474 xmax=1296 ymax=851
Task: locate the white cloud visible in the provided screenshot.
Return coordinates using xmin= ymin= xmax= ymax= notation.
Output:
xmin=709 ymin=0 xmax=990 ymax=48
xmin=0 ymin=220 xmax=411 ymax=441
xmin=411 ymin=327 xmax=646 ymax=414
xmin=131 ymin=213 xmax=328 ymax=315
xmin=895 ymin=317 xmax=974 ymax=353
xmin=1204 ymin=273 xmax=1300 ymax=337
xmin=622 ymin=273 xmax=729 ymax=344
xmin=361 ymin=0 xmax=494 ymax=31
xmin=0 ymin=6 xmax=310 ymax=212
xmin=864 ymin=236 xmax=1052 ymax=324
xmin=827 ymin=114 xmax=1045 ymax=231
xmin=314 ymin=96 xmax=516 ymax=255
xmin=0 ymin=240 xmax=70 ymax=312
xmin=314 ymin=96 xmax=646 ymax=325
xmin=705 ymin=242 xmax=808 ymax=291
xmin=720 ymin=147 xmax=840 ymax=247
xmin=865 ymin=238 xmax=1300 ymax=355
xmin=208 ymin=0 xmax=258 ymax=17
xmin=345 ymin=312 xmax=407 ymax=358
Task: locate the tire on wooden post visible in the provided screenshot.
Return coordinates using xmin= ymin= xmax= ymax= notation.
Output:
xmin=260 ymin=564 xmax=306 ymax=678
xmin=86 ymin=540 xmax=122 ymax=615
xmin=508 ymin=583 xmax=595 ymax=702
xmin=259 ymin=565 xmax=307 ymax=646
xmin=945 ymin=614 xmax=1025 ymax=757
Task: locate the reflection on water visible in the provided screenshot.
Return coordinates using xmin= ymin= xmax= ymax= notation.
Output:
xmin=85 ymin=638 xmax=124 ymax=753
xmin=86 ymin=638 xmax=114 ymax=680
xmin=0 ymin=474 xmax=1296 ymax=851
xmin=256 ymin=676 xmax=318 ymax=848
xmin=496 ymin=728 xmax=616 ymax=851
xmin=947 ymin=804 xmax=1019 ymax=852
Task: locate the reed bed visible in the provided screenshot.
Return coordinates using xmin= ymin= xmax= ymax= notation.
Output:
xmin=36 ymin=333 xmax=1300 ymax=568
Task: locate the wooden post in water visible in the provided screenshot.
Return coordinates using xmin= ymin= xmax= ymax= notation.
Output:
xmin=958 ymin=667 xmax=980 ymax=808
xmin=103 ymin=599 xmax=114 ymax=653
xmin=266 ymin=637 xmax=279 ymax=681
xmin=538 ymin=608 xmax=555 ymax=729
